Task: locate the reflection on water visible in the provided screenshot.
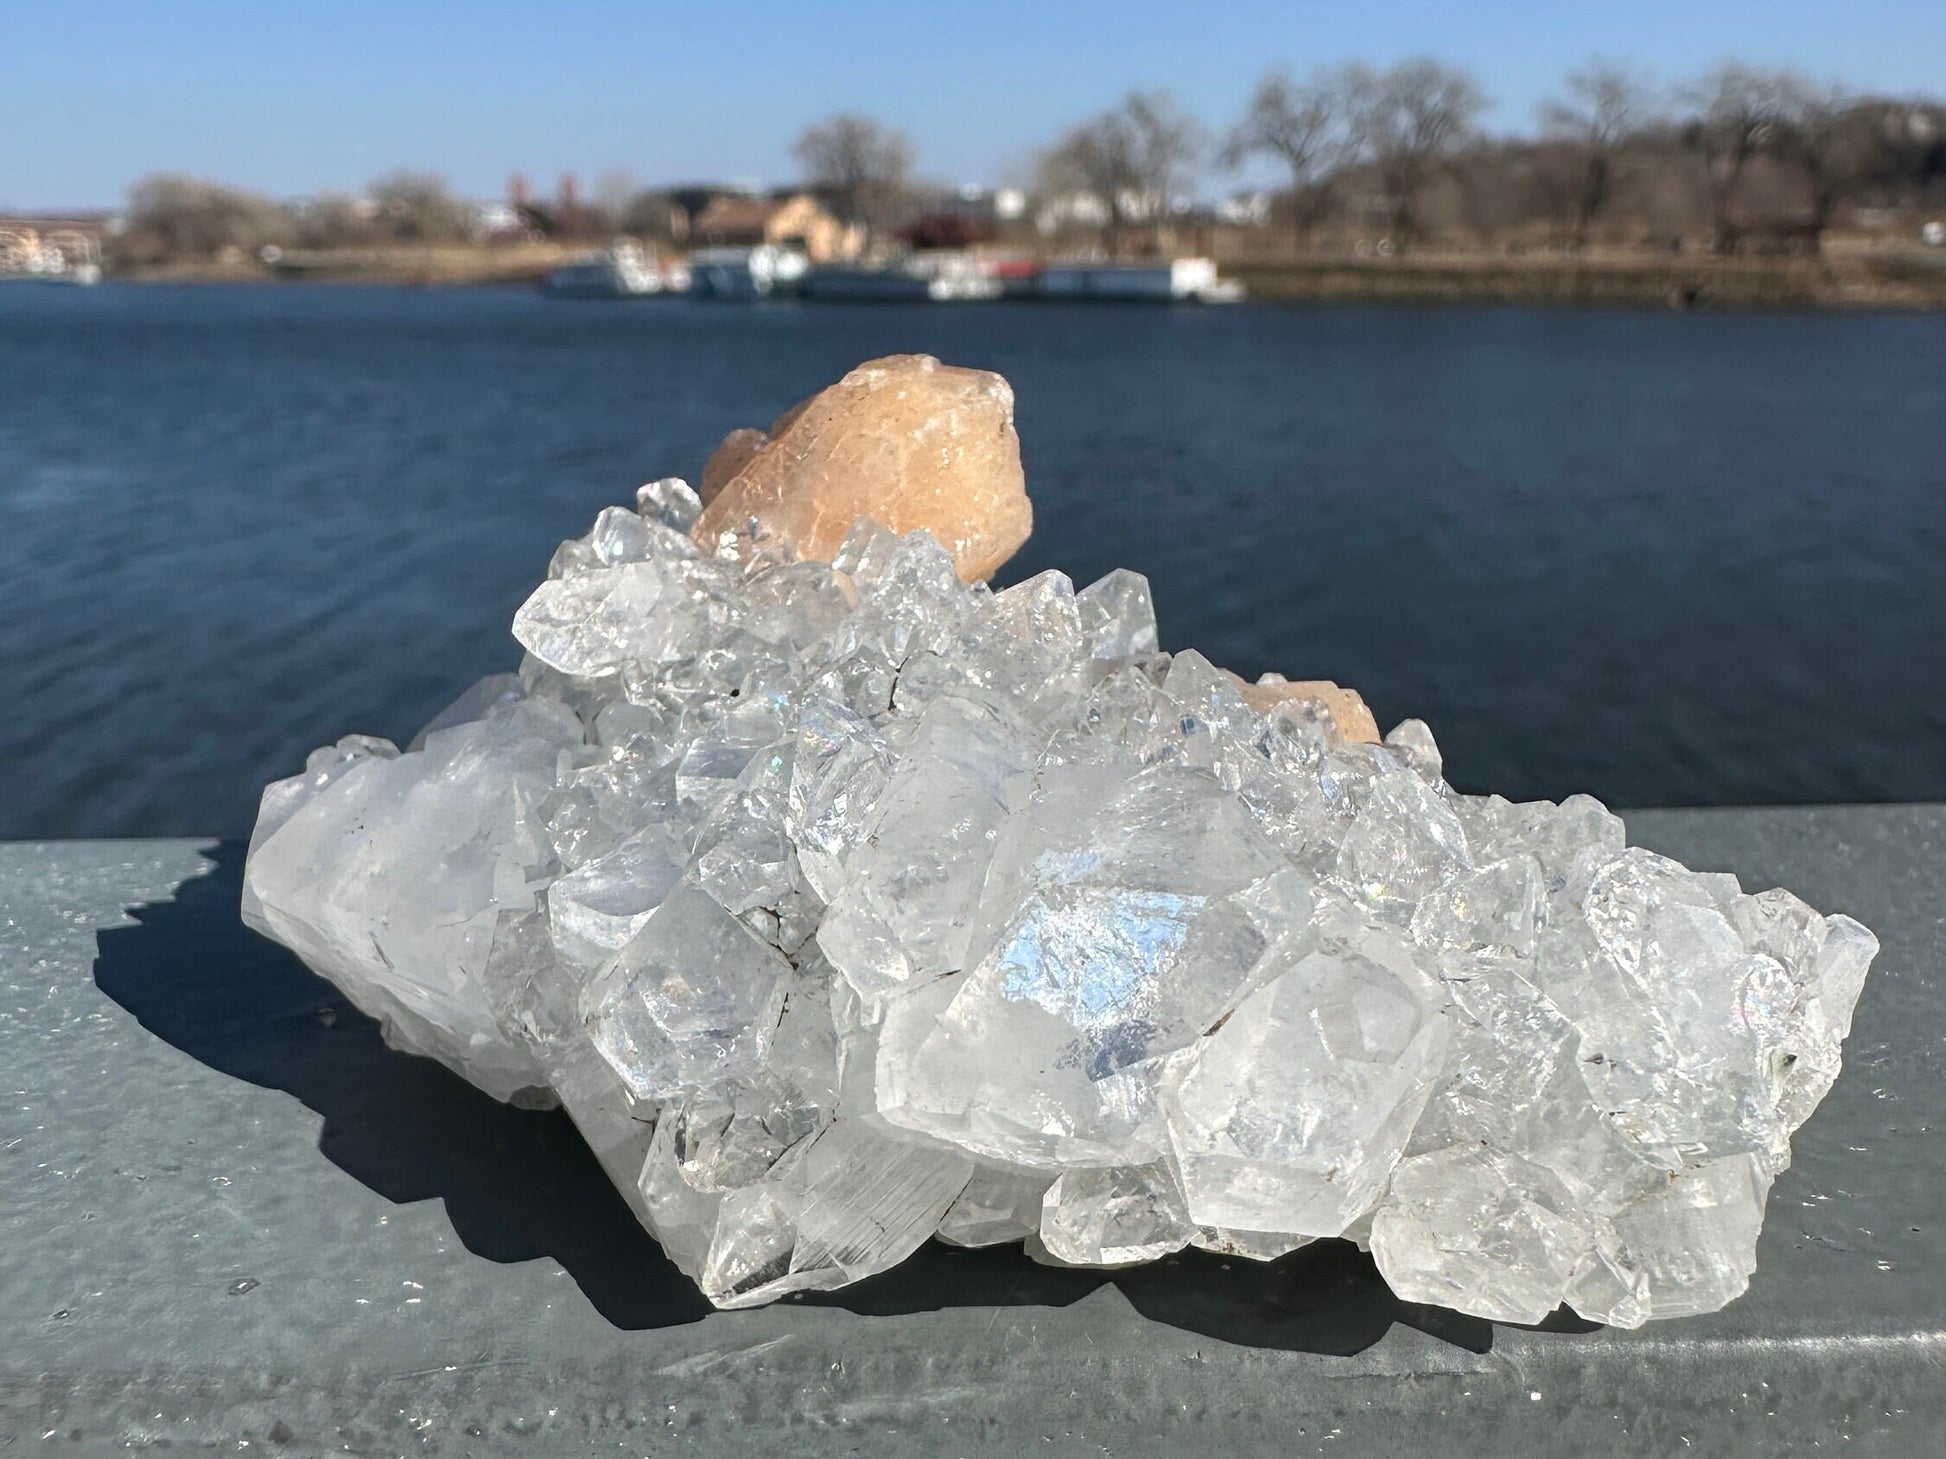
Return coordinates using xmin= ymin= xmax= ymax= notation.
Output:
xmin=3 ymin=284 xmax=1942 ymax=836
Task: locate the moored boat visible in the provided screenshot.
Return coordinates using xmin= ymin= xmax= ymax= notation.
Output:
xmin=0 ymin=227 xmax=102 ymax=285
xmin=541 ymin=242 xmax=661 ymax=299
xmin=686 ymin=244 xmax=808 ymax=299
xmin=1036 ymin=257 xmax=1243 ymax=303
xmin=799 ymin=253 xmax=1002 ymax=303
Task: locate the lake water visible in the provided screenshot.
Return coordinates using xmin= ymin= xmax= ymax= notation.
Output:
xmin=3 ymin=283 xmax=1942 ymax=838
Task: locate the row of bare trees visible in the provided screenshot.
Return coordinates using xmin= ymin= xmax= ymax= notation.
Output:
xmin=114 ymin=60 xmax=1941 ymax=266
xmin=118 ymin=171 xmax=485 ymax=265
xmin=1032 ymin=66 xmax=1502 ymax=254
xmin=1069 ymin=59 xmax=1940 ymax=254
xmin=1681 ymin=66 xmax=1885 ymax=250
xmin=117 ymin=127 xmax=925 ymax=265
xmin=813 ymin=63 xmax=1942 ymax=255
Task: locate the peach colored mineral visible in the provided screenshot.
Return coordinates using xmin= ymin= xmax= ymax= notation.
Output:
xmin=692 ymin=354 xmax=1032 ymax=582
xmin=1224 ymin=670 xmax=1382 ymax=745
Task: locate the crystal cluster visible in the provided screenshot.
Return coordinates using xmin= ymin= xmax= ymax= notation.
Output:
xmin=243 ymin=480 xmax=1876 ymax=1327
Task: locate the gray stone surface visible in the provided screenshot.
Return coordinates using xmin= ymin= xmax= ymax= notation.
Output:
xmin=3 ymin=806 xmax=1941 ymax=1456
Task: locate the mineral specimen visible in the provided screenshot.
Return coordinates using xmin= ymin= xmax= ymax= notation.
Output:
xmin=242 ymin=364 xmax=1876 ymax=1327
xmin=694 ymin=353 xmax=1032 ymax=581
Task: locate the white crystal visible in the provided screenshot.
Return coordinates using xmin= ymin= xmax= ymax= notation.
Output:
xmin=545 ymin=826 xmax=686 ymax=969
xmin=816 ymin=691 xmax=1031 ymax=997
xmin=244 ymin=498 xmax=1878 ymax=1328
xmin=1370 ymin=1147 xmax=1609 ymax=1325
xmin=636 ymin=476 xmax=702 ymax=532
xmin=937 ymin=1166 xmax=1052 ymax=1248
xmin=582 ymin=881 xmax=793 ymax=1102
xmin=1164 ymin=914 xmax=1447 ymax=1236
xmin=1075 ymin=568 xmax=1160 ymax=661
xmin=243 ymin=694 xmax=578 ymax=1103
xmin=1040 ymin=1161 xmax=1194 ymax=1266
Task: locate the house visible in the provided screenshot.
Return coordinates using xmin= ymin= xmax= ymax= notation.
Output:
xmin=468 ymin=200 xmax=532 ymax=240
xmin=689 ymin=191 xmax=861 ymax=262
xmin=1217 ymin=191 xmax=1273 ymax=227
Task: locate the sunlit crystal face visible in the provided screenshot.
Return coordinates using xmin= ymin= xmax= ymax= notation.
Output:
xmin=242 ymin=482 xmax=1877 ymax=1327
xmin=992 ymin=886 xmax=1203 ymax=1078
xmin=580 ymin=882 xmax=792 ymax=1102
xmin=1371 ymin=1147 xmax=1607 ymax=1326
xmin=1163 ymin=932 xmax=1448 ymax=1236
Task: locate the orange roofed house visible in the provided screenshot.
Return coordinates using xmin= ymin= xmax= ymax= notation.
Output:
xmin=689 ymin=192 xmax=862 ymax=262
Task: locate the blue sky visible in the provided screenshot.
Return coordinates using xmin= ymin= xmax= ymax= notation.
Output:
xmin=5 ymin=0 xmax=1941 ymax=208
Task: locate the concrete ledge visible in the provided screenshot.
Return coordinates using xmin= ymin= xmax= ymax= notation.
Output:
xmin=3 ymin=806 xmax=1941 ymax=1456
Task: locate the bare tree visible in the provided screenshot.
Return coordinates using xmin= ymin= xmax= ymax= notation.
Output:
xmin=1042 ymin=114 xmax=1134 ymax=233
xmin=1539 ymin=61 xmax=1658 ymax=245
xmin=1043 ymin=91 xmax=1204 ymax=253
xmin=1124 ymin=91 xmax=1204 ymax=243
xmin=1222 ymin=68 xmax=1358 ymax=247
xmin=291 ymin=193 xmax=373 ymax=250
xmin=792 ymin=114 xmax=914 ymax=246
xmin=1039 ymin=118 xmax=1137 ymax=250
xmin=1770 ymin=76 xmax=1867 ymax=250
xmin=1682 ymin=64 xmax=1790 ymax=250
xmin=1348 ymin=59 xmax=1490 ymax=248
xmin=122 ymin=175 xmax=289 ymax=262
xmin=591 ymin=170 xmax=639 ymax=229
xmin=368 ymin=172 xmax=472 ymax=243
xmin=618 ymin=189 xmax=683 ymax=243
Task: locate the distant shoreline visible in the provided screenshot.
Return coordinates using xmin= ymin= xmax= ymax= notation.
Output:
xmin=96 ymin=244 xmax=1946 ymax=311
xmin=1226 ymin=252 xmax=1946 ymax=310
xmin=114 ymin=242 xmax=575 ymax=289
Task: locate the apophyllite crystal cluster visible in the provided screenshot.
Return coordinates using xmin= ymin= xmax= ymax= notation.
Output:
xmin=243 ymin=355 xmax=1877 ymax=1327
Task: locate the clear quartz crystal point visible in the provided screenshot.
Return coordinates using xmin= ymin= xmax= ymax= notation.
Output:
xmin=637 ymin=477 xmax=702 ymax=532
xmin=937 ymin=1166 xmax=1053 ymax=1248
xmin=1076 ymin=568 xmax=1160 ymax=661
xmin=244 ymin=499 xmax=1878 ymax=1325
xmin=1040 ymin=1161 xmax=1194 ymax=1266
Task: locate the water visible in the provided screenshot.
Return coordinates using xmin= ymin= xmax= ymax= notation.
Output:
xmin=3 ymin=283 xmax=1942 ymax=838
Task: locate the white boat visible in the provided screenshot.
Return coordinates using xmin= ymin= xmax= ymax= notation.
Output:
xmin=686 ymin=244 xmax=808 ymax=299
xmin=542 ymin=242 xmax=661 ymax=299
xmin=0 ymin=227 xmax=102 ymax=285
xmin=800 ymin=253 xmax=1002 ymax=303
xmin=1035 ymin=256 xmax=1242 ymax=303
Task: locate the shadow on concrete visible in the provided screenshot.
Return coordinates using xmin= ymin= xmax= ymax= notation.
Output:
xmin=92 ymin=840 xmax=712 ymax=1330
xmin=93 ymin=840 xmax=1601 ymax=1354
xmin=794 ymin=1234 xmax=1542 ymax=1355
